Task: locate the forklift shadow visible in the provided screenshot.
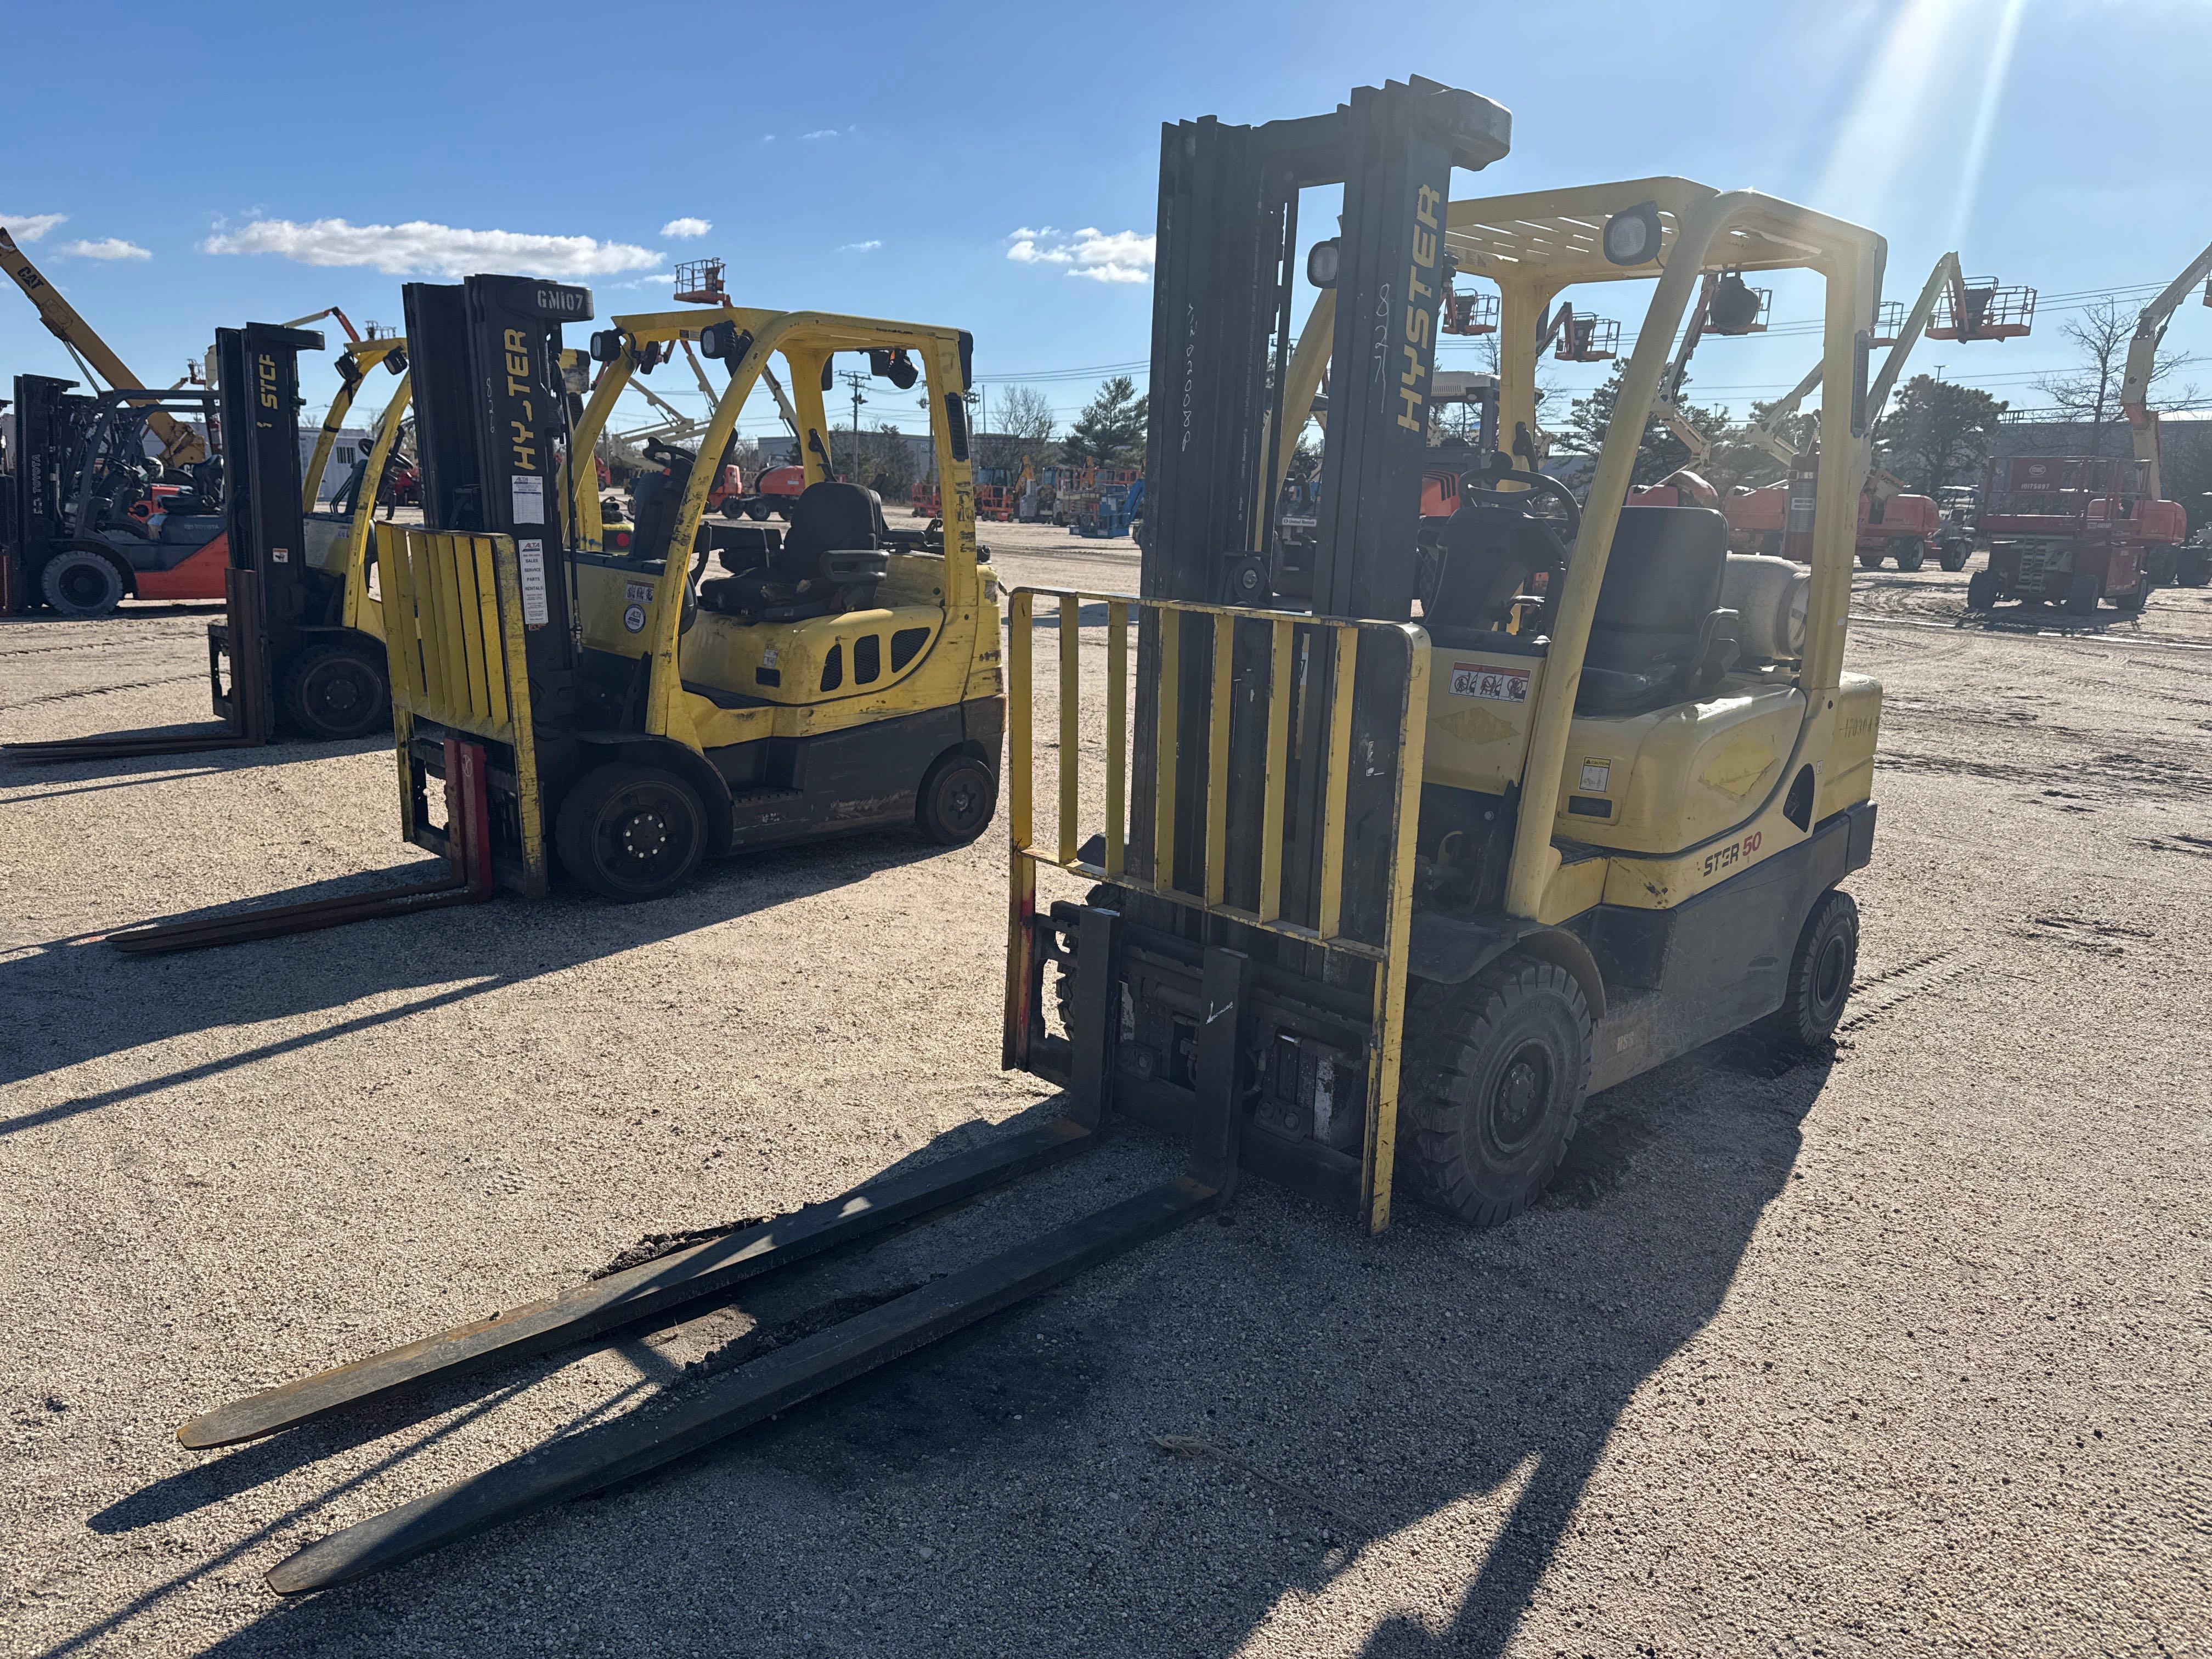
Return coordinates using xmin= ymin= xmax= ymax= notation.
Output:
xmin=173 ymin=1043 xmax=1824 ymax=1659
xmin=0 ymin=828 xmax=955 ymax=1119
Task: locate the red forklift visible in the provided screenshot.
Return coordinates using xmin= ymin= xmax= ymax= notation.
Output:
xmin=1967 ymin=454 xmax=2185 ymax=615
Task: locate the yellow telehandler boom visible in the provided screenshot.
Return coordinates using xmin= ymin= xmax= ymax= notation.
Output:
xmin=1 ymin=224 xmax=208 ymax=467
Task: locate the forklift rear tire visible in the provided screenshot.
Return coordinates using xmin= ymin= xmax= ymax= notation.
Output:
xmin=915 ymin=752 xmax=997 ymax=845
xmin=1891 ymin=538 xmax=1925 ymax=573
xmin=1965 ymin=569 xmax=1997 ymax=611
xmin=281 ymin=643 xmax=390 ymax=741
xmin=554 ymin=763 xmax=707 ymax=902
xmin=1400 ymin=953 xmax=1593 ymax=1227
xmin=41 ymin=551 xmax=127 ymax=617
xmin=1751 ymin=887 xmax=1859 ymax=1052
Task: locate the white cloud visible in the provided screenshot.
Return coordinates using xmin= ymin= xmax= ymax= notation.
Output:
xmin=1006 ymin=225 xmax=1154 ymax=285
xmin=199 ymin=217 xmax=662 ymax=279
xmin=661 ymin=217 xmax=711 ymax=239
xmin=800 ymin=126 xmax=854 ymax=140
xmin=61 ymin=238 xmax=151 ymax=261
xmin=838 ymin=240 xmax=882 ymax=254
xmin=3 ymin=212 xmax=67 ymax=242
xmin=612 ymin=272 xmax=678 ymax=289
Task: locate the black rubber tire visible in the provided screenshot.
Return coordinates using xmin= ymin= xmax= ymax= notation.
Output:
xmin=746 ymin=497 xmax=772 ymax=521
xmin=1891 ymin=538 xmax=1925 ymax=573
xmin=2111 ymin=581 xmax=2148 ymax=614
xmin=554 ymin=763 xmax=707 ymax=902
xmin=2065 ymin=571 xmax=2101 ymax=616
xmin=1400 ymin=953 xmax=1594 ymax=1227
xmin=1751 ymin=887 xmax=1859 ymax=1051
xmin=1965 ymin=569 xmax=1997 ymax=611
xmin=1857 ymin=549 xmax=1885 ymax=571
xmin=41 ymin=551 xmax=127 ymax=617
xmin=280 ymin=642 xmax=390 ymax=741
xmin=773 ymin=502 xmax=794 ymax=521
xmin=2176 ymin=553 xmax=2210 ymax=588
xmin=915 ymin=752 xmax=997 ymax=845
xmin=1938 ymin=540 xmax=1970 ymax=573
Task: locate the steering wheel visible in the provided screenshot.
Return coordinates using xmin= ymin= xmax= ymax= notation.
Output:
xmin=1455 ymin=464 xmax=1582 ymax=543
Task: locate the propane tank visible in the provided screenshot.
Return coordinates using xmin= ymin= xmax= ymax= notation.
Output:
xmin=1781 ymin=444 xmax=1820 ymax=565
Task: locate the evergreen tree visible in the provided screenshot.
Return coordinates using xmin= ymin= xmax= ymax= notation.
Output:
xmin=1063 ymin=375 xmax=1149 ymax=466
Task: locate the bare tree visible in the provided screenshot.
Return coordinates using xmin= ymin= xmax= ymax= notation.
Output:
xmin=974 ymin=383 xmax=1059 ymax=482
xmin=2034 ymin=297 xmax=2198 ymax=455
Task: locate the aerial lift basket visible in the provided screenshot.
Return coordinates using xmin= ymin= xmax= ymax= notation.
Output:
xmin=1928 ymin=278 xmax=2035 ymax=340
xmin=1555 ymin=311 xmax=1621 ymax=362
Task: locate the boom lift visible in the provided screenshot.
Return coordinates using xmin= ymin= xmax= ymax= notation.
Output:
xmin=2117 ymin=234 xmax=2212 ymax=588
xmin=5 ymin=331 xmax=413 ymax=760
xmin=1721 ymin=253 xmax=2016 ymax=571
xmin=173 ymin=83 xmax=1897 ymax=1595
xmin=107 ymin=279 xmax=1005 ymax=950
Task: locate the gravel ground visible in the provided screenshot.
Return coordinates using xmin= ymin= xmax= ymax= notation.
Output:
xmin=1 ymin=526 xmax=2207 ymax=1657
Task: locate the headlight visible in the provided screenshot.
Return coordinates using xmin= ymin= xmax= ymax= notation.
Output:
xmin=1601 ymin=202 xmax=1662 ymax=266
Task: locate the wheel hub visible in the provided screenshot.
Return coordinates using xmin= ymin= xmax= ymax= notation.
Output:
xmin=1488 ymin=1042 xmax=1553 ymax=1148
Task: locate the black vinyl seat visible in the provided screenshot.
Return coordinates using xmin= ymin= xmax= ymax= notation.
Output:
xmin=698 ymin=482 xmax=890 ymax=623
xmin=1426 ymin=497 xmax=1571 ymax=636
xmin=1576 ymin=505 xmax=1739 ymax=715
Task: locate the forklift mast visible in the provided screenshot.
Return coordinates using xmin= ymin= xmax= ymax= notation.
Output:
xmin=1136 ymin=77 xmax=1510 ymax=932
xmin=1144 ymin=77 xmax=1510 ymax=618
xmin=400 ymin=274 xmax=591 ymax=727
xmin=210 ymin=322 xmax=324 ymax=737
xmin=2 ymin=374 xmax=78 ymax=611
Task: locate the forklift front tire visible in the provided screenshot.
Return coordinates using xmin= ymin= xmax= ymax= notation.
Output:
xmin=281 ymin=643 xmax=390 ymax=741
xmin=1400 ymin=953 xmax=1593 ymax=1228
xmin=1752 ymin=886 xmax=1859 ymax=1052
xmin=916 ymin=752 xmax=997 ymax=845
xmin=41 ymin=551 xmax=127 ymax=617
xmin=554 ymin=763 xmax=708 ymax=902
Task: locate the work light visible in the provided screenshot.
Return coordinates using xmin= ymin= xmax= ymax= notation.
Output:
xmin=1601 ymin=202 xmax=1661 ymax=266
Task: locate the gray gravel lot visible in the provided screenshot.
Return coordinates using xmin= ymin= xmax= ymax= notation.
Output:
xmin=2 ymin=524 xmax=2207 ymax=1657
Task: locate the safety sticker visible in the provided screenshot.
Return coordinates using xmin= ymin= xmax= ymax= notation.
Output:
xmin=622 ymin=603 xmax=647 ymax=634
xmin=1579 ymin=759 xmax=1612 ymax=792
xmin=517 ymin=539 xmax=550 ymax=627
xmin=624 ymin=582 xmax=654 ymax=605
xmin=1448 ymin=662 xmax=1529 ymax=703
xmin=511 ymin=475 xmax=545 ymax=526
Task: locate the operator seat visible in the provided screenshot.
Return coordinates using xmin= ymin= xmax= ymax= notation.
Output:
xmin=1575 ymin=505 xmax=1739 ymax=716
xmin=697 ymin=482 xmax=889 ymax=623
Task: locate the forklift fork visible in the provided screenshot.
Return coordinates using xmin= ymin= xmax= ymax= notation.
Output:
xmin=179 ymin=900 xmax=1243 ymax=1595
xmin=3 ymin=568 xmax=275 ymax=763
xmin=101 ymin=736 xmax=496 ymax=955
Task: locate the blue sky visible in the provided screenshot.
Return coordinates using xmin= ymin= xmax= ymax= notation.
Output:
xmin=5 ymin=0 xmax=2209 ymax=443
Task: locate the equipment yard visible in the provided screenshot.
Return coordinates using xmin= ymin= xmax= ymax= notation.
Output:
xmin=3 ymin=527 xmax=2205 ymax=1658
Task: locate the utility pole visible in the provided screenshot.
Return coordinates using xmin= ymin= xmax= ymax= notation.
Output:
xmin=839 ymin=368 xmax=867 ymax=484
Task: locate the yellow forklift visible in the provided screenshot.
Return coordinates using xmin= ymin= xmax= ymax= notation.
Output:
xmin=4 ymin=328 xmax=412 ymax=760
xmin=170 ymin=79 xmax=1887 ymax=1592
xmin=109 ymin=279 xmax=1003 ymax=947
